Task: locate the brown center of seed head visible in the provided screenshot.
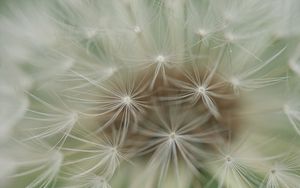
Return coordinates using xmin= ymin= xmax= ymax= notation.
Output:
xmin=100 ymin=62 xmax=240 ymax=154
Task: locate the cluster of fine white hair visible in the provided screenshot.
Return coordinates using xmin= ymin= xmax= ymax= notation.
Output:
xmin=1 ymin=0 xmax=300 ymax=188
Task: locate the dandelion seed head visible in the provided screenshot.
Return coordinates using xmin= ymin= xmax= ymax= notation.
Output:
xmin=2 ymin=0 xmax=300 ymax=187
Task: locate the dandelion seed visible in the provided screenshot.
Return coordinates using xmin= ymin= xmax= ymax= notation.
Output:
xmin=224 ymin=32 xmax=236 ymax=42
xmin=165 ymin=63 xmax=232 ymax=118
xmin=105 ymin=67 xmax=117 ymax=77
xmin=155 ymin=55 xmax=166 ymax=64
xmin=62 ymin=130 xmax=129 ymax=179
xmin=227 ymin=47 xmax=287 ymax=93
xmin=289 ymin=58 xmax=300 ymax=75
xmin=229 ymin=76 xmax=242 ymax=94
xmin=137 ymin=106 xmax=219 ymax=186
xmin=133 ymin=26 xmax=142 ymax=34
xmin=283 ymin=104 xmax=300 ymax=136
xmin=168 ymin=132 xmax=177 ymax=141
xmin=9 ymin=149 xmax=63 ymax=188
xmin=260 ymin=154 xmax=300 ymax=188
xmin=85 ymin=28 xmax=98 ymax=38
xmin=63 ymin=71 xmax=150 ymax=135
xmin=196 ymin=86 xmax=207 ymax=95
xmin=121 ymin=96 xmax=132 ymax=106
xmin=196 ymin=28 xmax=208 ymax=38
xmin=21 ymin=93 xmax=77 ymax=149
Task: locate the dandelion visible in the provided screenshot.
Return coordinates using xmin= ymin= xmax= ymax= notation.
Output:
xmin=1 ymin=0 xmax=300 ymax=188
